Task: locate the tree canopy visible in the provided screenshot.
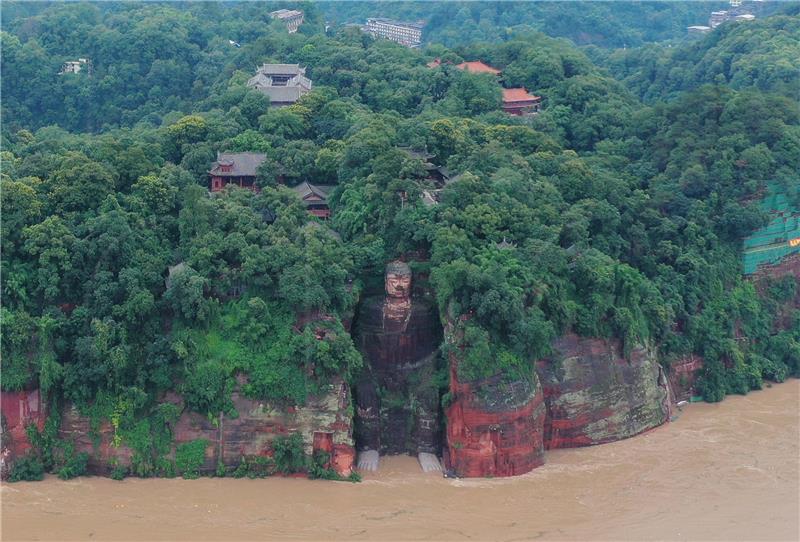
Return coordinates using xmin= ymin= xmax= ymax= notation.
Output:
xmin=2 ymin=2 xmax=798 ymax=441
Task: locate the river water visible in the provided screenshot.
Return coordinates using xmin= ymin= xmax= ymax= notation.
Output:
xmin=2 ymin=380 xmax=798 ymax=541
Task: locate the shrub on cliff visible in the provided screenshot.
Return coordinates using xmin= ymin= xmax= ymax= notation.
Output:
xmin=232 ymin=455 xmax=275 ymax=478
xmin=175 ymin=298 xmax=362 ymax=413
xmin=453 ymin=320 xmax=532 ymax=384
xmin=57 ymin=450 xmax=89 ymax=480
xmin=8 ymin=454 xmax=45 ymax=482
xmin=175 ymin=439 xmax=208 ymax=479
xmin=272 ymin=433 xmax=307 ymax=474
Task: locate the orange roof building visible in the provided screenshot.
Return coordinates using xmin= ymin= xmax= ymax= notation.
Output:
xmin=502 ymin=87 xmax=542 ymax=116
xmin=455 ymin=61 xmax=501 ymax=75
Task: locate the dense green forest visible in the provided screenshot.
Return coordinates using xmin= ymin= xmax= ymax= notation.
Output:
xmin=2 ymin=2 xmax=799 ymax=478
xmin=591 ymin=8 xmax=800 ymax=102
xmin=318 ymin=1 xmax=775 ymax=48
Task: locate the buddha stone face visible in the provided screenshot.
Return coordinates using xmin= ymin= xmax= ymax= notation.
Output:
xmin=385 ymin=262 xmax=412 ymax=299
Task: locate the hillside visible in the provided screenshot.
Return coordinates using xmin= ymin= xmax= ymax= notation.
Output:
xmin=1 ymin=2 xmax=798 ymax=481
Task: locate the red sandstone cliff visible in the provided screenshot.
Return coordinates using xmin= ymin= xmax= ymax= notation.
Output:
xmin=536 ymin=334 xmax=670 ymax=449
xmin=0 ymin=389 xmax=47 ymax=478
xmin=667 ymin=354 xmax=704 ymax=404
xmin=58 ymin=379 xmax=355 ymax=477
xmin=444 ymin=319 xmax=546 ymax=478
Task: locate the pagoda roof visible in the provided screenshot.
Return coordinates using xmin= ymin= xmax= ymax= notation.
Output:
xmin=502 ymin=87 xmax=541 ymax=103
xmin=209 ymin=152 xmax=266 ymax=177
xmin=456 ymin=61 xmax=501 ymax=75
xmin=293 ymin=182 xmax=334 ymax=205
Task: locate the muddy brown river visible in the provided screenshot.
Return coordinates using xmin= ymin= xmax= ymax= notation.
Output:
xmin=2 ymin=380 xmax=798 ymax=541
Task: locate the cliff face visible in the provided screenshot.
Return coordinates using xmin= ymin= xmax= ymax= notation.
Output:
xmin=536 ymin=333 xmax=670 ymax=449
xmin=444 ymin=320 xmax=546 ymax=478
xmin=59 ymin=379 xmax=355 ymax=477
xmin=667 ymin=355 xmax=704 ymax=403
xmin=0 ymin=389 xmax=47 ymax=477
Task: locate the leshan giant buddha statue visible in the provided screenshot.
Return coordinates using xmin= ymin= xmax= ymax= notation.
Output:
xmin=354 ymin=261 xmax=442 ymax=472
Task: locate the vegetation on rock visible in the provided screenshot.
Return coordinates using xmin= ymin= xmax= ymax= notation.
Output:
xmin=1 ymin=2 xmax=798 ymax=481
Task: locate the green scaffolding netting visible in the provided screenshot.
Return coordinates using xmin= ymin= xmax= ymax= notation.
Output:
xmin=742 ymin=183 xmax=800 ymax=275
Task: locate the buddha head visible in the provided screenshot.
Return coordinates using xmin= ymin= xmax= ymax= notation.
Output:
xmin=385 ymin=261 xmax=412 ymax=299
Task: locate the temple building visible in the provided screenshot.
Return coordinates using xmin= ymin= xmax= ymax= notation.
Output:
xmin=454 ymin=60 xmax=501 ymax=75
xmin=364 ymin=18 xmax=423 ymax=47
xmin=502 ymin=88 xmax=542 ymax=116
xmin=293 ymin=182 xmax=334 ymax=219
xmin=208 ymin=152 xmax=266 ymax=192
xmin=247 ymin=64 xmax=312 ymax=106
xmin=270 ymin=9 xmax=304 ymax=33
xmin=709 ymin=9 xmax=755 ymax=28
xmin=399 ymin=147 xmax=452 ymax=186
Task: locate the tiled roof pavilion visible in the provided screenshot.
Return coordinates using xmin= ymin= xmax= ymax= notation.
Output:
xmin=455 ymin=61 xmax=501 ymax=75
xmin=502 ymin=87 xmax=540 ymax=102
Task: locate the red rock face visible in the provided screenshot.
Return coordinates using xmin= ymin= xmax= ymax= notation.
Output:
xmin=331 ymin=443 xmax=355 ymax=475
xmin=536 ymin=334 xmax=669 ymax=449
xmin=60 ymin=409 xmax=134 ymax=473
xmin=750 ymin=252 xmax=800 ymax=282
xmin=58 ymin=379 xmax=356 ymax=478
xmin=668 ymin=355 xmax=704 ymax=403
xmin=445 ymin=321 xmax=546 ymax=478
xmin=1 ymin=390 xmax=47 ymax=476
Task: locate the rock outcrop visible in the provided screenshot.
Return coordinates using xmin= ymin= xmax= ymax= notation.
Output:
xmin=59 ymin=379 xmax=355 ymax=477
xmin=536 ymin=333 xmax=669 ymax=449
xmin=444 ymin=319 xmax=546 ymax=478
xmin=0 ymin=389 xmax=47 ymax=478
xmin=667 ymin=355 xmax=704 ymax=404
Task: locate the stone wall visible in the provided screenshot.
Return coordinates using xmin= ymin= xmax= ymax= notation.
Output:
xmin=536 ymin=333 xmax=670 ymax=449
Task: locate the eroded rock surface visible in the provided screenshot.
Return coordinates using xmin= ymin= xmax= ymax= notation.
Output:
xmin=444 ymin=319 xmax=546 ymax=478
xmin=667 ymin=355 xmax=704 ymax=404
xmin=536 ymin=333 xmax=669 ymax=449
xmin=59 ymin=379 xmax=355 ymax=477
xmin=0 ymin=389 xmax=47 ymax=478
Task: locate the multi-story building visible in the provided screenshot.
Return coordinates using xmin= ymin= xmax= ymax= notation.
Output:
xmin=687 ymin=25 xmax=712 ymax=35
xmin=270 ymin=9 xmax=304 ymax=33
xmin=247 ymin=64 xmax=312 ymax=106
xmin=364 ymin=18 xmax=423 ymax=47
xmin=709 ymin=10 xmax=729 ymax=28
xmin=709 ymin=8 xmax=756 ymax=28
xmin=59 ymin=58 xmax=89 ymax=75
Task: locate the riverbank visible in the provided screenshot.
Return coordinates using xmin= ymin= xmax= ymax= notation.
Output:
xmin=2 ymin=379 xmax=798 ymax=541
